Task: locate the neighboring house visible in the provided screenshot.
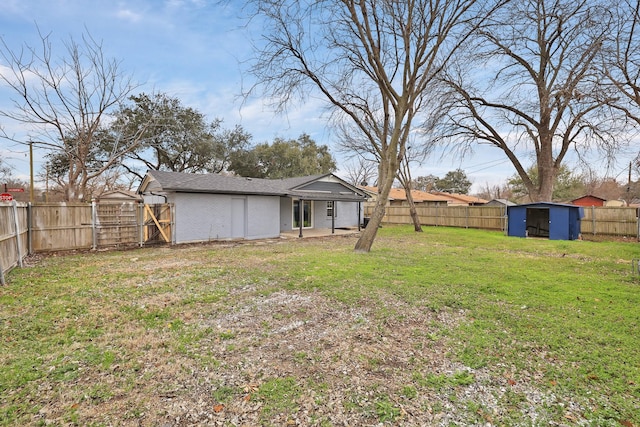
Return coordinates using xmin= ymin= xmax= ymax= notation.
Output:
xmin=603 ymin=199 xmax=627 ymax=207
xmin=571 ymin=195 xmax=607 ymax=207
xmin=485 ymin=198 xmax=516 ymax=207
xmin=137 ymin=170 xmax=369 ymax=243
xmin=361 ymin=186 xmax=450 ymax=207
xmin=430 ymin=192 xmax=489 ymax=206
xmin=95 ymin=190 xmax=143 ymax=204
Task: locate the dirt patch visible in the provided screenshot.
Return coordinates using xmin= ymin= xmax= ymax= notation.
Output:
xmin=48 ymin=286 xmax=560 ymax=426
xmin=147 ymin=290 xmax=473 ymax=426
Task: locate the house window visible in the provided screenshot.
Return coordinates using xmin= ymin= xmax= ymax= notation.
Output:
xmin=326 ymin=201 xmax=337 ymax=217
xmin=293 ymin=200 xmax=313 ymax=228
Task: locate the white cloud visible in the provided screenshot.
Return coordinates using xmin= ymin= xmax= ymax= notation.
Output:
xmin=116 ymin=6 xmax=144 ymax=23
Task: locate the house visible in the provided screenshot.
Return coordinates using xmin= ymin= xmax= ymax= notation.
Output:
xmin=485 ymin=198 xmax=516 ymax=207
xmin=361 ymin=187 xmax=450 ymax=207
xmin=507 ymin=202 xmax=584 ymax=240
xmin=95 ymin=189 xmax=143 ymax=204
xmin=430 ymin=192 xmax=488 ymax=206
xmin=571 ymin=195 xmax=606 ymax=207
xmin=137 ymin=170 xmax=369 ymax=243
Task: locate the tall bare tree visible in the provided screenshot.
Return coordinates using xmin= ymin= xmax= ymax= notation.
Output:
xmin=244 ymin=0 xmax=504 ymax=252
xmin=606 ymin=0 xmax=640 ymax=174
xmin=440 ymin=0 xmax=623 ymax=202
xmin=0 ymin=28 xmax=144 ymax=201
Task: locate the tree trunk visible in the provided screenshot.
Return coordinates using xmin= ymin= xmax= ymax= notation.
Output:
xmin=354 ymin=159 xmax=397 ymax=252
xmin=536 ymin=133 xmax=555 ymax=201
xmin=354 ymin=195 xmax=386 ymax=252
xmin=403 ymin=185 xmax=423 ymax=232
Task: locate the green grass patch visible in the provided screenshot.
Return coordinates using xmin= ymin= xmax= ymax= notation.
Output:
xmin=257 ymin=377 xmax=301 ymax=422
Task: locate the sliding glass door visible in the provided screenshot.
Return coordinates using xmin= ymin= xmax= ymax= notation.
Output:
xmin=293 ymin=200 xmax=313 ymax=228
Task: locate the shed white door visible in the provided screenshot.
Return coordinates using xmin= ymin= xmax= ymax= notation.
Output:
xmin=231 ymin=197 xmax=246 ymax=238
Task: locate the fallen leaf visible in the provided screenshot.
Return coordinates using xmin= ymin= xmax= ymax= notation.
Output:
xmin=213 ymin=404 xmax=224 ymax=413
xmin=243 ymin=394 xmax=251 ymax=402
xmin=243 ymin=383 xmax=259 ymax=393
xmin=619 ymin=421 xmax=633 ymax=427
xmin=564 ymin=413 xmax=577 ymax=421
xmin=507 ymin=378 xmax=516 ymax=386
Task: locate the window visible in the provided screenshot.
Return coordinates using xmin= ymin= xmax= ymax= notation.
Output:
xmin=326 ymin=201 xmax=336 ymax=217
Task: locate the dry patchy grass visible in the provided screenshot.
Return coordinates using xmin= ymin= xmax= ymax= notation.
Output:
xmin=2 ymin=228 xmax=639 ymax=426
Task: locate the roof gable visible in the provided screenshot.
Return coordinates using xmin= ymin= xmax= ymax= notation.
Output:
xmin=571 ymin=194 xmax=607 ymax=202
xmin=97 ymin=190 xmax=142 ymax=201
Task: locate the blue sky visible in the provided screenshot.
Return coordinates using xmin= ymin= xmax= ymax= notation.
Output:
xmin=0 ymin=0 xmax=634 ymax=192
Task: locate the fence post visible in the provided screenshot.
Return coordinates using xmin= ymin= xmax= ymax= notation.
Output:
xmin=92 ymin=200 xmax=97 ymax=250
xmin=138 ymin=202 xmax=144 ymax=247
xmin=12 ymin=201 xmax=23 ymax=268
xmin=502 ymin=205 xmax=508 ymax=235
xmin=591 ymin=206 xmax=596 ymax=236
xmin=466 ymin=206 xmax=469 ymax=229
xmin=27 ymin=202 xmax=33 ymax=255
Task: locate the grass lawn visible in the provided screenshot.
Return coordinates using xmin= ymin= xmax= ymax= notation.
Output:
xmin=1 ymin=225 xmax=639 ymax=426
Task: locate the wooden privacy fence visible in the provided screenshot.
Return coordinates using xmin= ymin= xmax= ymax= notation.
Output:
xmin=368 ymin=205 xmax=508 ymax=231
xmin=364 ymin=204 xmax=640 ymax=238
xmin=0 ymin=201 xmax=174 ymax=284
xmin=0 ymin=202 xmax=28 ymax=286
xmin=580 ymin=206 xmax=639 ymax=237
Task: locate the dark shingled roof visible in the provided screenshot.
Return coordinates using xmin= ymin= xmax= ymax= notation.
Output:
xmin=140 ymin=170 xmax=367 ymax=201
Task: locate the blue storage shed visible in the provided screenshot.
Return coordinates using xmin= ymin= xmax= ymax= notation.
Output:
xmin=507 ymin=202 xmax=584 ymax=240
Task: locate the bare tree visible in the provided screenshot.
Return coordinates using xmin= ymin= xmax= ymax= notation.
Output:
xmin=342 ymin=155 xmax=377 ymax=187
xmin=0 ymin=156 xmax=13 ymax=182
xmin=606 ymin=0 xmax=640 ymax=175
xmin=476 ymin=182 xmax=513 ymax=201
xmin=0 ymin=27 xmax=144 ymax=201
xmin=244 ymin=0 xmax=503 ymax=252
xmin=440 ymin=0 xmax=622 ymax=202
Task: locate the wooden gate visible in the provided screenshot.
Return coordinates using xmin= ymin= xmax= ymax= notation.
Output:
xmin=96 ymin=202 xmax=139 ymax=247
xmin=143 ymin=204 xmax=173 ymax=244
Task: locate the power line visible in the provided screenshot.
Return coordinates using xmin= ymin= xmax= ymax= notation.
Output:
xmin=464 ymin=158 xmax=511 ymax=174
